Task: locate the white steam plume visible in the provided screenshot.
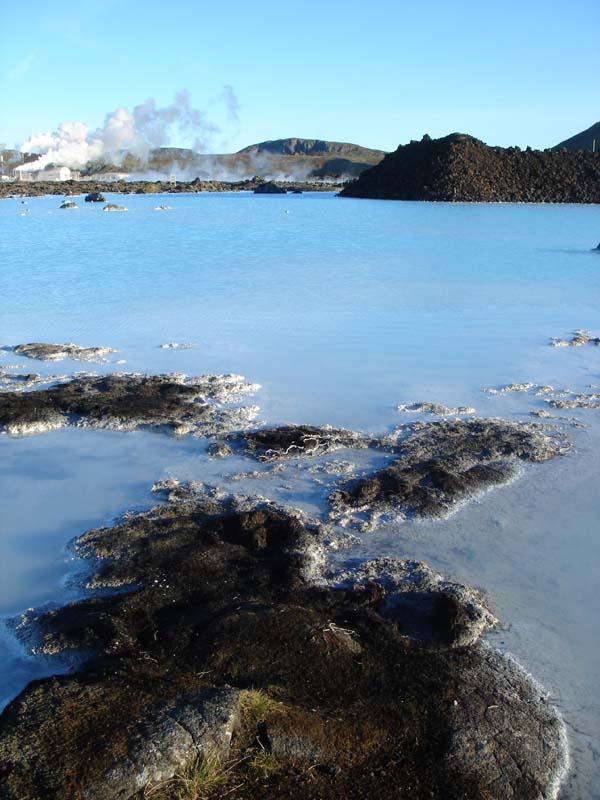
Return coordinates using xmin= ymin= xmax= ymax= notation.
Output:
xmin=18 ymin=88 xmax=235 ymax=172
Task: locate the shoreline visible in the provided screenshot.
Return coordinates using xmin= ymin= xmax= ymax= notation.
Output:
xmin=0 ymin=357 xmax=575 ymax=798
xmin=0 ymin=178 xmax=342 ymax=200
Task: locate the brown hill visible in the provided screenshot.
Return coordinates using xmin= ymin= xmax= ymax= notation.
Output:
xmin=340 ymin=133 xmax=600 ymax=202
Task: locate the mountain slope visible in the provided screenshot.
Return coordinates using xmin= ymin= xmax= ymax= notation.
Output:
xmin=554 ymin=121 xmax=600 ymax=152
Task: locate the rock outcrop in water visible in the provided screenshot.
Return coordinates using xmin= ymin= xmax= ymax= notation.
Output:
xmin=397 ymin=401 xmax=475 ymax=415
xmin=330 ymin=418 xmax=569 ymax=526
xmin=550 ymin=329 xmax=600 ymax=348
xmin=236 ymin=424 xmax=373 ymax=461
xmin=340 ymin=133 xmax=600 ymax=203
xmin=84 ymin=192 xmax=105 ymax=202
xmin=11 ymin=342 xmax=115 ymax=362
xmin=0 ymin=483 xmax=568 ymax=799
xmin=0 ymin=373 xmax=259 ymax=436
xmin=253 ymin=181 xmax=286 ymax=194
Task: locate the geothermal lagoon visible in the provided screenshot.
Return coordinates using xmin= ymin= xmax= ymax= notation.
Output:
xmin=0 ymin=192 xmax=599 ymax=798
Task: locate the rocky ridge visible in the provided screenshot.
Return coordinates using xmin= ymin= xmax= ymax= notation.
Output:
xmin=340 ymin=133 xmax=600 ymax=202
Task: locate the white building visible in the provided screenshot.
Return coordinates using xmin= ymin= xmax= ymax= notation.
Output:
xmin=13 ymin=164 xmax=80 ymax=182
xmin=86 ymin=172 xmax=130 ymax=182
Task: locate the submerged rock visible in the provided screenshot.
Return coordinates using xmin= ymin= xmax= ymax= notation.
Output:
xmin=0 ymin=485 xmax=567 ymax=799
xmin=236 ymin=424 xmax=373 ymax=461
xmin=550 ymin=329 xmax=600 ymax=347
xmin=483 ymin=382 xmax=554 ymax=395
xmin=397 ymin=401 xmax=475 ymax=415
xmin=159 ymin=341 xmax=196 ymax=350
xmin=102 ymin=203 xmax=128 ymax=212
xmin=330 ymin=418 xmax=569 ymax=526
xmin=0 ymin=372 xmax=259 ymax=437
xmin=12 ymin=342 xmax=114 ymax=363
xmin=59 ymin=200 xmax=78 ymax=209
xmin=547 ymin=392 xmax=600 ymax=410
xmin=207 ymin=440 xmax=233 ymax=458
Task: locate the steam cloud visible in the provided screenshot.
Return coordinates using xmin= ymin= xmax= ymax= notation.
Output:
xmin=19 ymin=89 xmax=236 ymax=172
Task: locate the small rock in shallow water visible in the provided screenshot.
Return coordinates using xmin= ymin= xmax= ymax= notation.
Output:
xmin=397 ymin=401 xmax=475 ymax=415
xmin=12 ymin=342 xmax=114 ymax=363
xmin=207 ymin=441 xmax=233 ymax=458
xmin=547 ymin=392 xmax=600 ymax=410
xmin=236 ymin=424 xmax=373 ymax=461
xmin=160 ymin=341 xmax=196 ymax=350
xmin=550 ymin=329 xmax=600 ymax=347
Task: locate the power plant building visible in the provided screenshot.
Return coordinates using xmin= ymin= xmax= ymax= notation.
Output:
xmin=12 ymin=164 xmax=80 ymax=182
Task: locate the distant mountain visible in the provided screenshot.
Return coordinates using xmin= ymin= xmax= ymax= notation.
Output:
xmin=554 ymin=121 xmax=600 ymax=153
xmin=79 ymin=139 xmax=386 ymax=182
xmin=341 ymin=133 xmax=600 ymax=203
xmin=238 ymin=138 xmax=384 ymax=162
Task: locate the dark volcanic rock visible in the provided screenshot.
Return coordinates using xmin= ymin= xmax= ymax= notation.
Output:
xmin=0 ymin=178 xmax=338 ymax=200
xmin=0 ymin=484 xmax=567 ymax=799
xmin=84 ymin=191 xmax=105 ymax=202
xmin=340 ymin=132 xmax=600 ymax=203
xmin=310 ymin=157 xmax=373 ymax=179
xmin=0 ymin=372 xmax=258 ymax=436
xmin=253 ymin=181 xmax=286 ymax=194
xmin=330 ymin=418 xmax=569 ymax=525
xmin=236 ymin=424 xmax=372 ymax=461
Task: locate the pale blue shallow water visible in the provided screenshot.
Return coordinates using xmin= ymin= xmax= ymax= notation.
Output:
xmin=1 ymin=192 xmax=599 ymax=797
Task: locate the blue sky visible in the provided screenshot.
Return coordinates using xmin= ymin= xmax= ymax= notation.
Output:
xmin=1 ymin=0 xmax=599 ymax=154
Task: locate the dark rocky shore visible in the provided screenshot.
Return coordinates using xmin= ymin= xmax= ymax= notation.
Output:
xmin=340 ymin=133 xmax=600 ymax=202
xmin=0 ymin=372 xmax=259 ymax=436
xmin=0 ymin=177 xmax=338 ymax=200
xmin=0 ymin=363 xmax=572 ymax=798
xmin=1 ymin=482 xmax=567 ymax=799
xmin=329 ymin=418 xmax=569 ymax=527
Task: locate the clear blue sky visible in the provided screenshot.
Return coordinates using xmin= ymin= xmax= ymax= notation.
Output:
xmin=1 ymin=0 xmax=598 ymax=154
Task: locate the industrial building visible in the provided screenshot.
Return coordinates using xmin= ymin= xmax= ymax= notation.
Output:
xmin=12 ymin=164 xmax=80 ymax=182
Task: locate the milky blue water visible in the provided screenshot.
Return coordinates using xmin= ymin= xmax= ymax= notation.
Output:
xmin=1 ymin=192 xmax=599 ymax=797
